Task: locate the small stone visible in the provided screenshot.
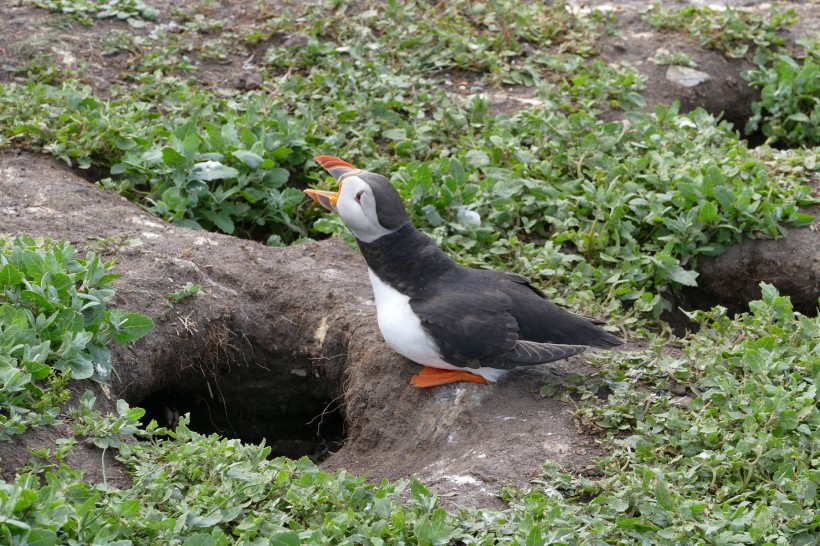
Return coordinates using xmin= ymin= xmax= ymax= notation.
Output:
xmin=236 ymin=72 xmax=263 ymax=91
xmin=668 ymin=379 xmax=688 ymax=396
xmin=284 ymin=32 xmax=310 ymax=49
xmin=666 ymin=65 xmax=712 ymax=88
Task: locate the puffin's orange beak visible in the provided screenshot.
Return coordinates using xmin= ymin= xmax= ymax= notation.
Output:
xmin=303 ymin=187 xmax=340 ymax=211
xmin=304 ymin=155 xmax=361 ymax=211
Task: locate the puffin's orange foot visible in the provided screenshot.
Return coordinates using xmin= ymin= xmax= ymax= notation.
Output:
xmin=410 ymin=366 xmax=490 ymax=387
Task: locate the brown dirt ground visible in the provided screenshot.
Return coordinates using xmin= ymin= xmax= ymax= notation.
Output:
xmin=1 ymin=0 xmax=818 ymax=508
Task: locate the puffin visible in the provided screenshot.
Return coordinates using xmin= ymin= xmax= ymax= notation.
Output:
xmin=304 ymin=156 xmax=624 ymax=387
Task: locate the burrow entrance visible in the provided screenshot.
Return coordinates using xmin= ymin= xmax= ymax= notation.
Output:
xmin=138 ymin=330 xmax=347 ymax=462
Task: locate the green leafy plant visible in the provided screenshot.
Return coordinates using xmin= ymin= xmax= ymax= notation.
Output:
xmin=558 ymin=283 xmax=819 ymax=543
xmin=104 ymin=108 xmax=311 ymax=243
xmin=72 ymin=391 xmax=154 ymax=450
xmin=651 ymin=49 xmax=698 ymax=68
xmin=33 ymin=0 xmax=160 ymax=27
xmin=165 ymin=282 xmax=201 ymax=304
xmin=0 ymin=235 xmax=153 ymax=439
xmin=745 ymin=54 xmax=819 ymax=146
xmin=643 ymin=4 xmax=798 ymax=58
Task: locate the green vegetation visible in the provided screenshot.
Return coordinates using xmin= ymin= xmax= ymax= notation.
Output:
xmin=385 ymin=104 xmax=813 ymax=320
xmin=0 ymin=2 xmax=812 ymax=317
xmin=2 ymin=287 xmax=816 ymax=544
xmin=165 ymin=282 xmax=202 ymax=304
xmin=34 ymin=0 xmax=159 ymax=27
xmin=644 ymin=3 xmax=818 ymax=147
xmin=0 ymin=235 xmax=153 ymax=439
xmin=746 ymin=54 xmax=819 ymax=146
xmin=1 ymin=0 xmax=818 ymax=544
xmin=643 ymin=4 xmax=798 ymax=59
xmin=651 ymin=49 xmax=698 ymax=68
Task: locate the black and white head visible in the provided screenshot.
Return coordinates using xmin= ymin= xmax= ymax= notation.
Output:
xmin=304 ymin=156 xmax=410 ymax=243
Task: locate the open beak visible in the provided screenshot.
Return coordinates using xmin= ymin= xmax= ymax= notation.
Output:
xmin=304 ymin=155 xmax=361 ymax=211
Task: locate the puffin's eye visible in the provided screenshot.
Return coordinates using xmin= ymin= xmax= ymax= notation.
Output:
xmin=354 ymin=190 xmax=364 ymax=204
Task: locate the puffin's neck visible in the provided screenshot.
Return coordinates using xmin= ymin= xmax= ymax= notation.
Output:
xmin=357 ymin=223 xmax=456 ymax=297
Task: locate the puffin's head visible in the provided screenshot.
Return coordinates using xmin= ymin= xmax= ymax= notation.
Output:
xmin=304 ymin=156 xmax=410 ymax=243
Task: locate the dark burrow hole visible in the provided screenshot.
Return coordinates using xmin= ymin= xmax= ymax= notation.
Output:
xmin=138 ymin=351 xmax=346 ymax=463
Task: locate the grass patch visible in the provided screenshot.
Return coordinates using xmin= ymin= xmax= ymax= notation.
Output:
xmin=2 ymin=286 xmax=816 ymax=544
xmin=33 ymin=0 xmax=159 ymax=27
xmin=0 ymin=235 xmax=153 ymax=439
xmin=643 ymin=4 xmax=798 ymax=59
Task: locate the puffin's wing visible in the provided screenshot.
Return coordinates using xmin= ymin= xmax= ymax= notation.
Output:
xmin=411 ymin=282 xmax=589 ymax=370
xmin=410 ymin=287 xmax=519 ymax=370
xmin=481 ymin=340 xmax=588 ymax=368
xmin=499 ymin=270 xmax=624 ymax=348
xmin=503 ymin=271 xmax=548 ymax=298
xmin=504 ymin=272 xmax=609 ymax=324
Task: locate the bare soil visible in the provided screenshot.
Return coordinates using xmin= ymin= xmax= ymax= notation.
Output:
xmin=1 ymin=1 xmax=818 ymax=508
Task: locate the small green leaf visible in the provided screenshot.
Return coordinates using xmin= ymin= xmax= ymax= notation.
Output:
xmin=233 ymin=150 xmax=264 ymax=168
xmin=188 ymin=161 xmax=239 ymax=181
xmin=201 ymin=210 xmax=235 ymax=234
xmin=22 ymin=250 xmax=46 ymax=281
xmin=698 ymin=201 xmax=719 ymax=223
xmin=161 ymin=146 xmax=187 ymax=168
xmin=654 ymin=476 xmax=674 ymax=511
xmin=0 ymin=263 xmax=23 ymax=286
xmin=268 ymin=167 xmax=290 ymax=187
xmin=269 ymin=531 xmax=299 ymax=546
xmin=67 ymin=356 xmax=94 ymax=380
xmin=110 ymin=311 xmax=155 ymax=344
xmin=465 ymin=150 xmax=490 ymax=168
xmin=25 ymin=528 xmax=58 ymax=546
xmin=667 ymin=265 xmax=699 ymax=287
xmin=24 ymin=361 xmax=51 ymax=380
xmin=382 ymin=128 xmax=407 ymax=140
xmin=449 ymin=159 xmax=466 ymax=186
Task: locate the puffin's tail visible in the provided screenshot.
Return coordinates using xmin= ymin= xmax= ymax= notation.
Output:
xmin=485 ymin=341 xmax=589 ymax=369
xmin=586 ymin=326 xmax=625 ymax=349
xmin=564 ymin=309 xmax=624 ymax=349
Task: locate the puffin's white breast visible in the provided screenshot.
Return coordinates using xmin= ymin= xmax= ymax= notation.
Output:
xmin=367 ymin=268 xmax=508 ymax=382
xmin=367 ymin=269 xmax=446 ymax=366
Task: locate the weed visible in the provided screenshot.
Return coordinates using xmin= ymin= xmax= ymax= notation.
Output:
xmin=86 ymin=234 xmax=143 ymax=255
xmin=0 ymin=235 xmax=153 ymax=439
xmin=165 ymin=282 xmax=201 ymax=304
xmin=33 ymin=0 xmax=160 ymax=27
xmin=745 ymin=54 xmax=819 ymax=147
xmin=643 ymin=4 xmax=798 ymax=59
xmin=651 ymin=49 xmax=698 ymax=68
